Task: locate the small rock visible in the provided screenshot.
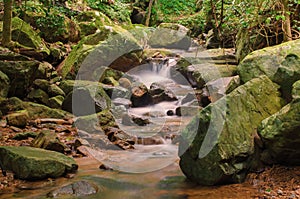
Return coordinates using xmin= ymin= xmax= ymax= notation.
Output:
xmin=99 ymin=163 xmax=113 ymax=170
xmin=48 ymin=84 xmax=66 ymax=97
xmin=122 ymin=113 xmax=150 ymax=126
xmin=47 ymin=181 xmax=97 ymax=198
xmin=131 ymin=82 xmax=152 ymax=107
xmin=27 ymin=88 xmax=49 ymax=105
xmin=31 ymin=130 xmax=67 ymax=153
xmin=33 ymin=79 xmax=50 ymax=91
xmin=48 ymin=95 xmax=64 ymax=109
xmin=6 ymin=110 xmax=29 ymax=128
xmin=13 ymin=132 xmax=37 ymax=140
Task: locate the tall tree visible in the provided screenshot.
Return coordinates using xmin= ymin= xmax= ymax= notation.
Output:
xmin=145 ymin=0 xmax=154 ymax=26
xmin=280 ymin=0 xmax=292 ymax=41
xmin=2 ymin=0 xmax=13 ymax=47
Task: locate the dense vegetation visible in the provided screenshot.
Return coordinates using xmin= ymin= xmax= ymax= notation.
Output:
xmin=0 ymin=0 xmax=299 ymax=58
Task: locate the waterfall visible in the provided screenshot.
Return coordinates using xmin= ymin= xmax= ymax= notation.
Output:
xmin=128 ymin=58 xmax=175 ymax=88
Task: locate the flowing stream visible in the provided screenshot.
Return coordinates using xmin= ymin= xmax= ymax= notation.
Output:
xmin=0 ymin=48 xmax=259 ymax=199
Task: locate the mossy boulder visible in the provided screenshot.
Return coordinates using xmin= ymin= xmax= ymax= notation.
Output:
xmin=148 ymin=23 xmax=191 ymax=50
xmin=0 ymin=17 xmax=50 ymax=58
xmin=0 ymin=71 xmax=10 ymax=98
xmin=238 ymin=39 xmax=300 ymax=101
xmin=58 ymin=26 xmax=141 ymax=79
xmin=0 ymin=146 xmax=78 ymax=180
xmin=179 ymin=76 xmax=284 ymax=185
xmin=258 ymin=82 xmax=300 ymax=165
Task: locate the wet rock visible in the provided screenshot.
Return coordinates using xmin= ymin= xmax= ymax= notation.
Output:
xmin=149 ymin=80 xmax=178 ymax=104
xmin=149 ymin=23 xmax=191 ymax=50
xmin=27 ymin=88 xmax=49 ymax=105
xmin=0 ymin=146 xmax=78 ymax=180
xmin=258 ymin=99 xmax=300 ymax=165
xmin=118 ymin=77 xmax=132 ymax=89
xmin=175 ymin=106 xmax=202 ymax=117
xmin=205 ymin=76 xmax=240 ymax=102
xmin=106 ymin=127 xmax=135 ymax=150
xmin=166 ymin=110 xmax=175 ymax=116
xmin=47 ymin=180 xmax=97 ymax=198
xmin=75 ymin=110 xmax=135 ymax=149
xmin=238 ymin=39 xmax=300 ymax=101
xmin=48 ymin=84 xmax=66 ymax=97
xmin=122 ymin=113 xmax=150 ymax=126
xmin=48 ymin=95 xmax=64 ymax=109
xmin=6 ymin=110 xmax=29 ymax=128
xmin=111 ymin=105 xmax=127 ymax=119
xmin=32 ymin=130 xmax=67 ymax=153
xmin=179 ymin=76 xmax=284 ymax=185
xmin=99 ymin=163 xmax=113 ymax=170
xmin=131 ymin=82 xmax=152 ymax=107
xmin=103 ymin=85 xmax=131 ymax=99
xmin=0 ymin=71 xmax=10 ymax=98
xmin=181 ymin=92 xmax=197 ymax=105
xmin=33 ymin=79 xmax=50 ymax=91
xmin=62 ymin=86 xmax=110 ymax=116
xmin=112 ymin=97 xmax=132 ymax=108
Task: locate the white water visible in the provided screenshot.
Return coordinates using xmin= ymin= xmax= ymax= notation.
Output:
xmin=127 ymin=58 xmax=177 ymax=88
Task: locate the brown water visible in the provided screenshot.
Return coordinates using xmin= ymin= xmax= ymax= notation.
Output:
xmin=0 ymin=155 xmax=260 ymax=199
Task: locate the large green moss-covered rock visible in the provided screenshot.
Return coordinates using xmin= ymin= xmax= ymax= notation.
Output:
xmin=179 ymin=76 xmax=284 ymax=185
xmin=238 ymin=39 xmax=300 ymax=101
xmin=0 ymin=71 xmax=9 ymax=98
xmin=0 ymin=17 xmax=50 ymax=58
xmin=0 ymin=146 xmax=78 ymax=180
xmin=258 ymin=81 xmax=300 ymax=165
xmin=58 ymin=26 xmax=141 ymax=79
xmin=149 ymin=23 xmax=191 ymax=50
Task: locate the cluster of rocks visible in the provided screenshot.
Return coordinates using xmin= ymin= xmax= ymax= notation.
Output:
xmin=179 ymin=39 xmax=300 ymax=185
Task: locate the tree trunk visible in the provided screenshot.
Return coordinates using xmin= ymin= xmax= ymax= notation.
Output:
xmin=145 ymin=0 xmax=154 ymax=27
xmin=281 ymin=0 xmax=292 ymax=41
xmin=2 ymin=0 xmax=13 ymax=47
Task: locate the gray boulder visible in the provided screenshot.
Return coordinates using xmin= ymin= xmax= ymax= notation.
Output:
xmin=238 ymin=39 xmax=300 ymax=101
xmin=179 ymin=76 xmax=284 ymax=185
xmin=0 ymin=146 xmax=78 ymax=180
xmin=149 ymin=23 xmax=191 ymax=50
xmin=62 ymin=83 xmax=111 ymax=116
